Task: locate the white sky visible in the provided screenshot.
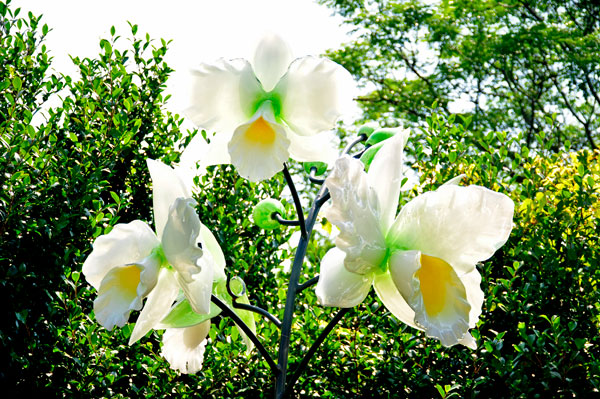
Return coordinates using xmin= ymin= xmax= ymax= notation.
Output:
xmin=12 ymin=0 xmax=352 ymax=116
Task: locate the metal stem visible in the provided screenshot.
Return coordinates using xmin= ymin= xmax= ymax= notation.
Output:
xmin=273 ymin=212 xmax=301 ymax=227
xmin=297 ymin=275 xmax=320 ymax=293
xmin=233 ymin=302 xmax=282 ymax=329
xmin=283 ymin=308 xmax=351 ymax=398
xmin=282 ymin=163 xmax=307 ymax=239
xmin=211 ymin=294 xmax=279 ymax=373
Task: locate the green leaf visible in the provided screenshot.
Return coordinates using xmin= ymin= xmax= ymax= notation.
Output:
xmin=159 ymin=299 xmax=221 ymax=329
xmin=12 ymin=76 xmax=22 ymax=91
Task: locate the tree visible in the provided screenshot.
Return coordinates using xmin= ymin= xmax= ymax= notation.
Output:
xmin=320 ymin=0 xmax=600 ymax=149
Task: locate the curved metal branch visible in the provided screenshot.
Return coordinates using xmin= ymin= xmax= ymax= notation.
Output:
xmin=297 ymin=275 xmax=320 ymax=293
xmin=308 ymin=167 xmax=325 ymax=185
xmin=233 ymin=302 xmax=282 ymax=329
xmin=272 ymin=212 xmax=300 ymax=227
xmin=282 ymin=163 xmax=307 ymax=239
xmin=283 ymin=308 xmax=351 ymax=398
xmin=342 ymin=133 xmax=368 ymax=155
xmin=211 ymin=294 xmax=279 ymax=373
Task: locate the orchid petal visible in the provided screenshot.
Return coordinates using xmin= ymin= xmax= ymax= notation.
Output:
xmin=315 ymin=248 xmax=373 ymax=308
xmin=372 ymin=271 xmax=420 ymax=330
xmin=252 ymin=34 xmax=293 ymax=92
xmin=388 ymin=250 xmax=471 ymax=347
xmin=93 ymin=251 xmax=160 ymax=331
xmin=82 ymin=220 xmax=159 ymax=290
xmin=199 ymin=223 xmax=226 ymax=280
xmin=275 ymin=56 xmax=355 ymax=137
xmin=387 ymin=184 xmax=514 ymax=273
xmin=287 ymin=130 xmax=338 ymax=164
xmin=176 ymin=253 xmax=214 ymax=315
xmin=162 ymin=321 xmax=211 ymax=374
xmin=324 ymin=156 xmax=387 ymax=274
xmin=228 ymin=103 xmax=291 ymax=181
xmin=147 ymin=159 xmax=192 ymax=239
xmin=129 ymin=268 xmax=179 ymax=345
xmin=162 ymin=198 xmax=203 ymax=281
xmin=185 ymin=58 xmax=263 ymax=134
xmin=367 ymin=128 xmax=410 ymax=233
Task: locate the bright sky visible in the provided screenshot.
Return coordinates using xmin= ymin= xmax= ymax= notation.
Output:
xmin=12 ymin=0 xmax=351 ymax=115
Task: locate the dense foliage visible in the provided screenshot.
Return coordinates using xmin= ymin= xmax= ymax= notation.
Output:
xmin=1 ymin=1 xmax=598 ymax=397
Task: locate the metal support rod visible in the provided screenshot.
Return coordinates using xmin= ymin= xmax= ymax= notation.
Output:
xmin=283 ymin=308 xmax=351 ymax=398
xmin=282 ymin=163 xmax=307 ymax=239
xmin=272 ymin=212 xmax=301 ymax=226
xmin=297 ymin=275 xmax=320 ymax=293
xmin=211 ymin=294 xmax=279 ymax=374
xmin=233 ymin=302 xmax=282 ymax=329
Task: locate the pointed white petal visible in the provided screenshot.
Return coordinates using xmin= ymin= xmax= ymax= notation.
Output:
xmin=275 ymin=56 xmax=356 ymax=137
xmin=443 ymin=174 xmax=465 ymax=186
xmin=93 ymin=252 xmax=161 ymax=331
xmin=315 ymin=248 xmax=373 ymax=308
xmin=287 ymin=130 xmax=338 ymax=164
xmin=147 ymin=159 xmax=192 ymax=239
xmin=459 ymin=333 xmax=477 ymax=349
xmin=372 ymin=270 xmax=420 ymax=330
xmin=252 ymin=34 xmax=293 ymax=92
xmin=180 ymin=133 xmax=231 ymax=179
xmin=162 ymin=321 xmax=211 ymax=374
xmin=82 ymin=220 xmax=159 ymax=290
xmin=185 ymin=58 xmax=263 ymax=134
xmin=227 ymin=104 xmax=291 ymax=181
xmin=388 ymin=250 xmax=471 ymax=347
xmin=162 ymin=198 xmax=204 ymax=282
xmin=324 ymin=156 xmax=387 ymax=274
xmin=367 ymin=128 xmax=410 ymax=233
xmin=129 ymin=268 xmax=179 ymax=345
xmin=387 ymin=184 xmax=514 ymax=273
xmin=199 ymin=223 xmax=226 ymax=281
xmin=176 ymin=253 xmax=215 ymax=315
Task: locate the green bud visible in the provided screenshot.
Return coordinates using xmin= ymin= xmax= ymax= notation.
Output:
xmin=358 ymin=125 xmax=375 ymax=136
xmin=359 ymin=141 xmax=385 ymax=171
xmin=303 ymin=161 xmax=328 ymax=176
xmin=365 ymin=129 xmax=397 ymax=146
xmin=253 ymin=198 xmax=286 ymax=230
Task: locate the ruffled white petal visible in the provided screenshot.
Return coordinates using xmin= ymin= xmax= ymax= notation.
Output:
xmin=387 ymin=184 xmax=514 ymax=273
xmin=185 ymin=58 xmax=263 ymax=134
xmin=176 ymin=252 xmax=215 ymax=315
xmin=252 ymin=34 xmax=293 ymax=92
xmin=275 ymin=56 xmax=356 ymax=137
xmin=227 ymin=104 xmax=291 ymax=181
xmin=462 ymin=268 xmax=484 ymax=329
xmin=287 ymin=130 xmax=338 ymax=164
xmin=180 ymin=133 xmax=231 ymax=178
xmin=388 ymin=250 xmax=471 ymax=347
xmin=147 ymin=159 xmax=192 ymax=239
xmin=372 ymin=271 xmax=420 ymax=330
xmin=315 ymin=248 xmax=373 ymax=308
xmin=162 ymin=321 xmax=211 ymax=374
xmin=93 ymin=251 xmax=161 ymax=331
xmin=162 ymin=198 xmax=203 ymax=282
xmin=129 ymin=268 xmax=179 ymax=345
xmin=82 ymin=220 xmax=159 ymax=290
xmin=367 ymin=128 xmax=410 ymax=233
xmin=324 ymin=156 xmax=387 ymax=274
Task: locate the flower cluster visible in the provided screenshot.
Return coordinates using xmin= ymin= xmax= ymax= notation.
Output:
xmin=82 ymin=34 xmax=515 ymax=377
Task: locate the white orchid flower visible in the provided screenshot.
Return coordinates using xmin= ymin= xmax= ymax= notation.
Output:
xmin=315 ymin=130 xmax=514 ymax=348
xmin=182 ymin=34 xmax=355 ymax=182
xmin=82 ymin=159 xmax=225 ymax=339
xmin=161 ymin=321 xmax=211 ymax=374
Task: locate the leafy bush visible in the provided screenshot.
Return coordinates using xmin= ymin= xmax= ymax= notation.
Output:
xmin=1 ymin=2 xmax=598 ymax=398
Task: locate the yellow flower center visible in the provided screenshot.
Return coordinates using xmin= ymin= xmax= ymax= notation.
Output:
xmin=416 ymin=254 xmax=452 ymax=316
xmin=245 ymin=117 xmax=276 ymax=145
xmin=115 ymin=265 xmax=141 ymax=297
